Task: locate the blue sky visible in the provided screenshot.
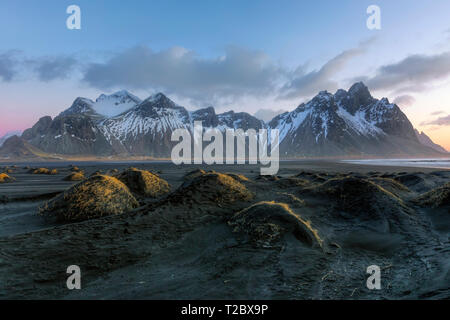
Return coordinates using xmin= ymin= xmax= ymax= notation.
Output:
xmin=2 ymin=1 xmax=448 ymax=64
xmin=1 ymin=0 xmax=450 ymax=148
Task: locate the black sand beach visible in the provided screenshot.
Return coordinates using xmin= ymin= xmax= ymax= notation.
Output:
xmin=0 ymin=161 xmax=448 ymax=299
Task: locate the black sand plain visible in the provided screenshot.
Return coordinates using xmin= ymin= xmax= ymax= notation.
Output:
xmin=0 ymin=160 xmax=448 ymax=299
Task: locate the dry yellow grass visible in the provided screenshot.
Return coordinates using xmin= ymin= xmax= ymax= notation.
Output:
xmin=229 ymin=201 xmax=322 ymax=248
xmin=39 ymin=174 xmax=139 ymax=221
xmin=416 ymin=182 xmax=450 ymax=208
xmin=183 ymin=169 xmax=207 ymax=181
xmin=115 ymin=167 xmax=170 ymax=198
xmin=183 ymin=169 xmax=249 ymax=183
xmin=312 ymin=176 xmax=408 ymax=207
xmin=225 ymin=173 xmax=250 ymax=182
xmin=0 ymin=173 xmax=15 ymax=183
xmin=63 ymin=172 xmax=85 ymax=181
xmin=173 ymin=172 xmax=253 ymax=205
xmin=31 ymin=168 xmax=58 ymax=175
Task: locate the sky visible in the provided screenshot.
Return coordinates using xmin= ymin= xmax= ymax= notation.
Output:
xmin=0 ymin=0 xmax=450 ymax=150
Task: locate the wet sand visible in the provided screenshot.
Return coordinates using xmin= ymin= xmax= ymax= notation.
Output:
xmin=0 ymin=160 xmax=448 ymax=299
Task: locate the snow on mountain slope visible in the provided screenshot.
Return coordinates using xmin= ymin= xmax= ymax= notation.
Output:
xmin=93 ymin=90 xmax=142 ymax=117
xmin=336 ymin=106 xmax=384 ymax=137
xmin=270 ymin=106 xmax=311 ymax=142
xmin=99 ymin=94 xmax=265 ymax=148
xmin=60 ymin=90 xmax=141 ymax=119
xmin=269 ymin=82 xmax=442 ymax=157
xmin=19 ymin=83 xmax=445 ymax=158
xmin=99 ymin=93 xmax=191 ymax=145
xmin=59 ymin=97 xmax=99 ymax=118
xmin=216 ymin=111 xmax=265 ymax=131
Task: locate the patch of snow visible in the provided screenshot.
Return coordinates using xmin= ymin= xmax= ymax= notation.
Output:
xmin=92 ymin=90 xmax=142 ymax=118
xmin=337 ymin=105 xmax=384 ymax=137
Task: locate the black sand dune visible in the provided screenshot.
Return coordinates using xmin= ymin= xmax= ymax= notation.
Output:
xmin=39 ymin=174 xmax=139 ymax=221
xmin=304 ymin=177 xmax=416 ymax=233
xmin=0 ymin=161 xmax=448 ymax=299
xmin=228 ymin=201 xmax=322 ymax=248
xmin=115 ymin=167 xmax=170 ymax=198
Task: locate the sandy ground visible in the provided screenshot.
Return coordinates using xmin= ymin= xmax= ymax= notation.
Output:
xmin=0 ymin=160 xmax=448 ymax=299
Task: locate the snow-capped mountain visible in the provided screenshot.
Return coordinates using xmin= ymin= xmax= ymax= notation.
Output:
xmin=99 ymin=93 xmax=193 ymax=156
xmin=15 ymin=92 xmax=265 ymax=157
xmin=97 ymin=93 xmax=266 ymax=156
xmin=4 ymin=83 xmax=446 ymax=159
xmin=269 ymin=82 xmax=444 ymax=157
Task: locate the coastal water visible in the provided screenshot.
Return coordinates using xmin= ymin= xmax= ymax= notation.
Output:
xmin=342 ymin=158 xmax=450 ymax=170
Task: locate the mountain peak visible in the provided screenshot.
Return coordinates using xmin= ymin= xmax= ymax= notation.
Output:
xmin=337 ymin=82 xmax=374 ymax=114
xmin=348 ymin=82 xmax=371 ymax=98
xmin=334 ymin=89 xmax=348 ymax=99
xmin=96 ymin=90 xmax=141 ymax=104
xmin=309 ymin=90 xmax=333 ymax=107
xmin=59 ymin=97 xmax=96 ymax=117
xmin=415 ymin=129 xmax=448 ymax=153
xmin=193 ymin=106 xmax=216 ymax=115
xmin=73 ymin=97 xmax=94 ymax=105
xmin=141 ymin=92 xmax=178 ymax=108
xmin=145 ymin=92 xmax=167 ymax=101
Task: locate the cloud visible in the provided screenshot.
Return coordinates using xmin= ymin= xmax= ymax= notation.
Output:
xmin=0 ymin=51 xmax=20 ymax=81
xmin=364 ymin=51 xmax=450 ymax=94
xmin=0 ymin=51 xmax=78 ymax=82
xmin=29 ymin=56 xmax=78 ymax=81
xmin=83 ymin=46 xmax=285 ymax=104
xmin=277 ymin=39 xmax=374 ymax=100
xmin=253 ymin=108 xmax=288 ymax=122
xmin=393 ymin=95 xmax=415 ymax=108
xmin=430 ymin=110 xmax=445 ymax=116
xmin=421 ymin=114 xmax=450 ymax=126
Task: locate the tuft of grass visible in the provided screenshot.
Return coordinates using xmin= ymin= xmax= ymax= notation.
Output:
xmin=416 ymin=182 xmax=450 ymax=208
xmin=183 ymin=169 xmax=207 ymax=181
xmin=225 ymin=173 xmax=250 ymax=182
xmin=229 ymin=201 xmax=322 ymax=248
xmin=0 ymin=173 xmax=15 ymax=183
xmin=170 ymin=172 xmax=254 ymax=206
xmin=63 ymin=172 xmax=85 ymax=181
xmin=115 ymin=167 xmax=170 ymax=198
xmin=31 ymin=168 xmax=58 ymax=175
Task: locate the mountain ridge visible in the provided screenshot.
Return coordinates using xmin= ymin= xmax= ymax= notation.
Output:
xmin=1 ymin=83 xmax=447 ymax=159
